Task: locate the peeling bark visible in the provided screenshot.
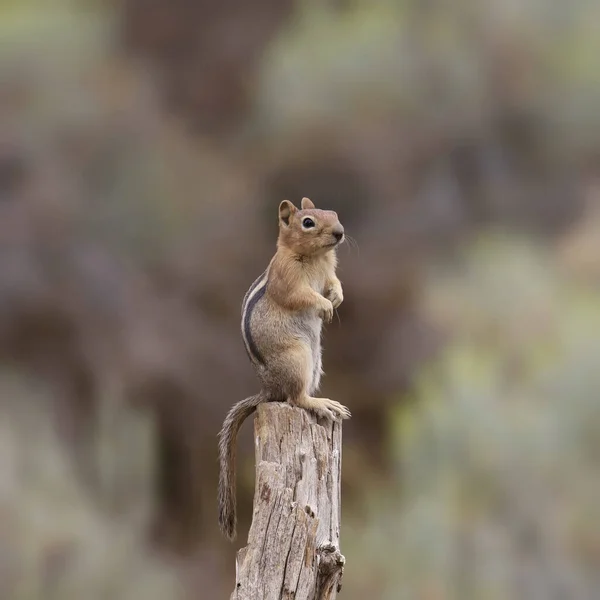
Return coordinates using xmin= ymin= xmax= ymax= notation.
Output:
xmin=231 ymin=403 xmax=345 ymax=600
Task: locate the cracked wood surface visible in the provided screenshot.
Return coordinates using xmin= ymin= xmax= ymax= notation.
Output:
xmin=230 ymin=403 xmax=345 ymax=600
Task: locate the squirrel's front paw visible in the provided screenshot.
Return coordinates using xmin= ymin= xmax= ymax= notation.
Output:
xmin=318 ymin=298 xmax=334 ymax=323
xmin=327 ymin=283 xmax=344 ymax=309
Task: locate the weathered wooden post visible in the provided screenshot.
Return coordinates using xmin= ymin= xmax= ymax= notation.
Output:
xmin=230 ymin=403 xmax=345 ymax=600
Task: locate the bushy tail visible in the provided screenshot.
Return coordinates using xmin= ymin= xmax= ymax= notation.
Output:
xmin=218 ymin=392 xmax=266 ymax=540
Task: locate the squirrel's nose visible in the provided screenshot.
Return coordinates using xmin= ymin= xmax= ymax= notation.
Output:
xmin=333 ymin=226 xmax=344 ymax=241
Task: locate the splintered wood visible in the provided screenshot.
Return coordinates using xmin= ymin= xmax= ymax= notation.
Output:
xmin=231 ymin=403 xmax=345 ymax=600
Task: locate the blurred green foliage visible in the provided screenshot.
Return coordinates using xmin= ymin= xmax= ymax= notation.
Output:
xmin=343 ymin=234 xmax=600 ymax=599
xmin=258 ymin=0 xmax=600 ymax=159
xmin=0 ymin=371 xmax=183 ymax=600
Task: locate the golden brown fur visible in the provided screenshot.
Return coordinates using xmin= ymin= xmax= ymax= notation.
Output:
xmin=218 ymin=197 xmax=350 ymax=540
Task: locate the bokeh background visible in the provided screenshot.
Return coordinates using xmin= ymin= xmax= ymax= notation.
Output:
xmin=1 ymin=0 xmax=600 ymax=598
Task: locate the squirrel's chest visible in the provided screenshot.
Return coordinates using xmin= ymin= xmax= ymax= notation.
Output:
xmin=305 ymin=270 xmax=327 ymax=296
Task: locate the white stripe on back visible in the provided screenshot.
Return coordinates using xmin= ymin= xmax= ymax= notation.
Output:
xmin=241 ymin=268 xmax=270 ymax=364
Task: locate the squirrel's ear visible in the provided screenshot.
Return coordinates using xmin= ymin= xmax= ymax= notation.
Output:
xmin=301 ymin=197 xmax=315 ymax=210
xmin=279 ymin=200 xmax=296 ymax=226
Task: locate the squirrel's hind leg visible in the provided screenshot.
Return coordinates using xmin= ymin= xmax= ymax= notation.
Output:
xmin=265 ymin=342 xmax=350 ymax=420
xmin=309 ymin=345 xmax=323 ymax=396
xmin=295 ymin=395 xmax=351 ymax=421
xmin=268 ymin=343 xmax=350 ymax=421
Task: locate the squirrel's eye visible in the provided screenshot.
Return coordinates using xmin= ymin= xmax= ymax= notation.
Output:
xmin=302 ymin=217 xmax=315 ymax=229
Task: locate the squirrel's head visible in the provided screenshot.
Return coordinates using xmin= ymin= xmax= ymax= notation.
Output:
xmin=277 ymin=197 xmax=345 ymax=256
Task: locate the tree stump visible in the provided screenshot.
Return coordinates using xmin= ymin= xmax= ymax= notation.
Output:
xmin=230 ymin=403 xmax=345 ymax=600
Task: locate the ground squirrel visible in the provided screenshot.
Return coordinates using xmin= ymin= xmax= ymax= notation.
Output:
xmin=218 ymin=197 xmax=351 ymax=540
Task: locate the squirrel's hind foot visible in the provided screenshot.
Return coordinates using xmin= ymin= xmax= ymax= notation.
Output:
xmin=292 ymin=395 xmax=351 ymax=421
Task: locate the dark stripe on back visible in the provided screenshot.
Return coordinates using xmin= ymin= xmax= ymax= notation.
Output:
xmin=243 ymin=282 xmax=267 ymax=365
xmin=242 ymin=269 xmax=267 ymax=316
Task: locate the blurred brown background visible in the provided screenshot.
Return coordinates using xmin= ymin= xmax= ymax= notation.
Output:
xmin=1 ymin=0 xmax=599 ymax=598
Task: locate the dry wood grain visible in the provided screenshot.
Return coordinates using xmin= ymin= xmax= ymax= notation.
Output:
xmin=230 ymin=403 xmax=345 ymax=600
